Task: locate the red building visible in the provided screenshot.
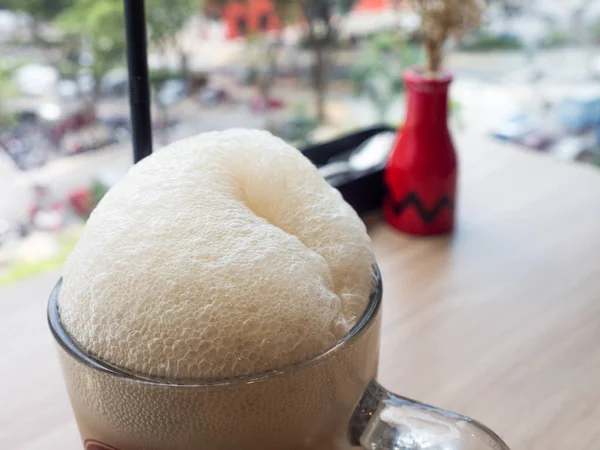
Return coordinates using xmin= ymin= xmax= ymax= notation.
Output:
xmin=219 ymin=0 xmax=399 ymax=39
xmin=355 ymin=0 xmax=392 ymax=10
xmin=221 ymin=0 xmax=281 ymax=39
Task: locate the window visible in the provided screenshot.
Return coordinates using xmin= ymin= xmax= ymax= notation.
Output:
xmin=237 ymin=17 xmax=248 ymax=35
xmin=259 ymin=13 xmax=269 ymax=31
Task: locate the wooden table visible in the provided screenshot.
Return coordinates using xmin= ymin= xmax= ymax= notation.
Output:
xmin=2 ymin=136 xmax=600 ymax=449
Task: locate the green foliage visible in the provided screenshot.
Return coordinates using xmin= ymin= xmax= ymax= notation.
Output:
xmin=459 ymin=32 xmax=522 ymax=51
xmin=351 ymin=32 xmax=421 ymax=121
xmin=0 ymin=61 xmax=17 ymax=97
xmin=58 ymin=0 xmax=126 ymax=86
xmin=55 ymin=58 xmax=80 ymax=79
xmin=1 ymin=0 xmax=73 ymax=22
xmin=589 ymin=21 xmax=600 ymax=41
xmin=0 ymin=112 xmax=16 ymax=132
xmin=540 ymin=29 xmax=569 ymax=49
xmin=90 ymin=179 xmax=110 ymax=211
xmin=274 ymin=0 xmax=299 ymax=23
xmin=146 ymin=0 xmax=197 ymax=50
xmin=275 ymin=104 xmax=318 ymax=147
xmin=149 ymin=68 xmax=183 ymax=89
xmin=149 ymin=68 xmax=208 ymax=90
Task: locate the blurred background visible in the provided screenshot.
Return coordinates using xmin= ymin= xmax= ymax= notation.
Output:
xmin=1 ymin=0 xmax=600 ymax=287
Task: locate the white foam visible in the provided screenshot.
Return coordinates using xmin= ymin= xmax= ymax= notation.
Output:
xmin=59 ymin=129 xmax=375 ymax=380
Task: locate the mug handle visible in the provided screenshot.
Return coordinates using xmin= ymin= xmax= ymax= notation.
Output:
xmin=349 ymin=380 xmax=511 ymax=449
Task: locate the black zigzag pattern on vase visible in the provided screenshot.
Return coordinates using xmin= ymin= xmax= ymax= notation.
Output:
xmin=389 ymin=191 xmax=454 ymax=224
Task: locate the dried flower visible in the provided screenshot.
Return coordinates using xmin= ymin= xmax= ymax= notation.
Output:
xmin=412 ymin=0 xmax=485 ymax=74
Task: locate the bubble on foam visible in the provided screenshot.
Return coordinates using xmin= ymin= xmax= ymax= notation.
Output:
xmin=58 ymin=129 xmax=375 ymax=380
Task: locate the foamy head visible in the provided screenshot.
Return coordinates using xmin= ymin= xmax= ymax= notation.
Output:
xmin=58 ymin=129 xmax=375 ymax=381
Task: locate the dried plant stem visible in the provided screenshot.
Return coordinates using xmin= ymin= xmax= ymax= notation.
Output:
xmin=424 ymin=37 xmax=443 ymax=74
xmin=412 ymin=0 xmax=484 ymax=75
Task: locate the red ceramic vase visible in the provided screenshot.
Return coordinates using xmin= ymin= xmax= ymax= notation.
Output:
xmin=384 ymin=68 xmax=457 ymax=235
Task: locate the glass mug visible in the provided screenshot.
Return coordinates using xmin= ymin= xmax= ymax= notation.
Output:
xmin=48 ymin=269 xmax=510 ymax=450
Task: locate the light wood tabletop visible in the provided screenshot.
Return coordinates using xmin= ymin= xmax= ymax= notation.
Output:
xmin=2 ymin=135 xmax=600 ymax=449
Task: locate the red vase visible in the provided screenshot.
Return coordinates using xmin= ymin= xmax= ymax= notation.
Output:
xmin=384 ymin=68 xmax=457 ymax=235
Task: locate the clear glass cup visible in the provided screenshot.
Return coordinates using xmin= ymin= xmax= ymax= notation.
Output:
xmin=48 ymin=270 xmax=510 ymax=450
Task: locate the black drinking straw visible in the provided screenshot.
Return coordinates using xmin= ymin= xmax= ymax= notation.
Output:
xmin=124 ymin=0 xmax=153 ymax=163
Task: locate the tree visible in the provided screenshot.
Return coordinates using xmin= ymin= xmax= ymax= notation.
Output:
xmin=58 ymin=0 xmax=126 ymax=103
xmin=351 ymin=32 xmax=420 ymax=123
xmin=210 ymin=0 xmax=291 ymax=120
xmin=298 ymin=0 xmax=357 ymax=123
xmin=242 ymin=32 xmax=282 ymax=126
xmin=146 ymin=0 xmax=199 ymax=85
xmin=1 ymin=0 xmax=73 ymax=43
xmin=213 ymin=0 xmax=357 ymax=122
xmin=210 ymin=0 xmax=355 ymax=122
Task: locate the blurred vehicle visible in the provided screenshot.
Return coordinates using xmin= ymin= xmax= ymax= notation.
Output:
xmin=201 ymin=87 xmax=230 ymax=107
xmin=557 ymin=88 xmax=600 ymax=133
xmin=48 ymin=106 xmax=96 ymax=146
xmin=0 ymin=132 xmax=48 ymax=171
xmin=7 ymin=104 xmax=98 ymax=159
xmin=15 ymin=110 xmax=38 ymax=123
xmin=98 ymin=115 xmax=131 ymax=143
xmin=157 ymin=79 xmax=186 ymax=107
xmin=61 ymin=124 xmax=114 ymax=155
xmin=517 ymin=130 xmax=556 ymax=151
xmin=0 ymin=115 xmax=55 ymax=170
xmin=250 ymin=95 xmax=285 ymax=112
xmin=490 ymin=114 xmax=536 ymax=142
